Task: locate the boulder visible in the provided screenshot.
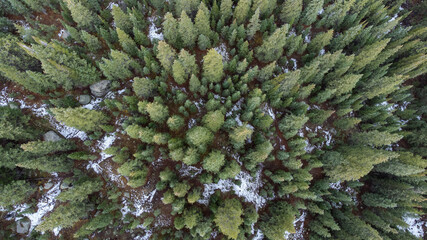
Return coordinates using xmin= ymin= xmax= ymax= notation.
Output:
xmin=43 ymin=131 xmax=62 ymax=142
xmin=16 ymin=217 xmax=31 ymax=234
xmin=78 ymin=95 xmax=91 ymax=105
xmin=44 ymin=182 xmax=54 ymax=190
xmin=60 ymin=182 xmax=72 ymax=190
xmin=9 ymin=102 xmax=20 ymax=109
xmin=90 ymin=80 xmax=111 ymax=97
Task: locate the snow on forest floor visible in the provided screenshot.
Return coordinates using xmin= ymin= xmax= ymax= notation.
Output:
xmin=214 ymin=43 xmax=230 ymax=62
xmin=24 ymin=182 xmax=62 ymax=233
xmin=148 ymin=16 xmax=164 ymax=41
xmin=0 ymin=87 xmax=88 ymax=140
xmin=252 ymin=211 xmax=307 ymax=240
xmin=198 ymin=167 xmax=267 ymax=209
xmin=401 ymin=215 xmax=426 ymax=238
xmin=121 ymin=189 xmax=157 ymax=218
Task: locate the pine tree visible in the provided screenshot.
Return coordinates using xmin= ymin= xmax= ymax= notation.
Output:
xmin=51 ymin=107 xmax=109 ymax=132
xmin=21 ymin=139 xmax=76 ymax=156
xmin=178 ymin=49 xmax=198 ymax=76
xmin=307 ymin=29 xmax=334 ymax=53
xmin=234 ymin=0 xmax=251 ymax=25
xmin=173 ymin=181 xmax=191 ymax=197
xmin=299 ymin=0 xmax=324 ymax=26
xmin=188 ymin=75 xmax=201 ymax=94
xmin=36 ymin=202 xmax=90 ymax=232
xmin=279 ymin=114 xmax=308 ymax=139
xmin=326 ymin=73 xmax=362 ymax=96
xmin=175 ymin=0 xmax=200 ymax=17
xmin=195 ymin=3 xmax=211 ymax=38
xmin=260 ymin=201 xmax=297 ymax=240
xmin=214 ymin=198 xmax=243 ymax=240
xmin=245 ymin=141 xmax=273 ymax=170
xmin=352 ymin=38 xmax=390 ymax=72
xmin=258 ymin=61 xmax=276 ymax=82
xmin=252 ymin=0 xmax=277 ymax=17
xmin=167 ymin=115 xmax=185 ymax=131
xmin=220 ymin=0 xmax=233 ymax=22
xmin=145 ymin=102 xmax=169 ymax=123
xmin=186 ymin=126 xmax=214 ymax=148
xmin=330 ymin=24 xmax=362 ymax=52
xmin=202 ymin=110 xmax=224 ymax=132
xmin=322 ymin=146 xmax=399 ymax=181
xmin=117 ymin=28 xmax=138 ymax=56
xmin=156 ymin=41 xmax=177 ymax=72
xmin=307 ymin=109 xmax=334 ymax=125
xmin=0 ymin=180 xmax=35 ymax=207
xmin=20 ymin=38 xmax=100 ymax=90
xmin=255 ymin=24 xmax=289 ymax=62
xmin=351 ymin=130 xmax=403 ymax=147
xmin=163 ymin=12 xmax=179 ymax=47
xmin=178 ymin=11 xmax=197 ymax=48
xmin=198 ymin=34 xmax=211 ymax=50
xmin=17 ymin=155 xmax=73 ymax=172
xmin=0 ymin=107 xmax=39 ymax=141
xmin=203 ymin=48 xmax=224 ymax=83
xmin=172 ymin=60 xmax=186 ymax=84
xmin=247 ymin=8 xmax=261 ymax=40
xmin=99 ymin=50 xmax=135 ymax=80
xmin=57 ymin=179 xmax=103 ymax=202
xmin=374 ymin=151 xmax=426 ymax=176
xmin=133 ymin=77 xmax=156 ymax=98
xmin=111 ymin=5 xmax=132 ymax=33
xmin=182 ymin=207 xmax=202 ymax=229
xmin=229 ymin=124 xmax=253 ymax=148
xmin=203 ymin=150 xmax=225 ymax=173
xmin=333 ymin=117 xmax=361 ymax=131
xmin=65 ymin=0 xmax=98 ymax=31
xmin=280 ymin=0 xmax=303 ymax=25
xmin=80 ymin=30 xmax=101 ymax=52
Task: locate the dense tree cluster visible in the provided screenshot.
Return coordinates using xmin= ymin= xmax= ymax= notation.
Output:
xmin=0 ymin=0 xmax=425 ymax=239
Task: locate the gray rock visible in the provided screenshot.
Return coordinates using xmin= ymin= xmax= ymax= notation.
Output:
xmin=58 ymin=29 xmax=70 ymax=40
xmin=124 ymin=192 xmax=130 ymax=198
xmin=16 ymin=217 xmax=31 ymax=234
xmin=60 ymin=182 xmax=72 ymax=190
xmin=90 ymin=80 xmax=111 ymax=97
xmin=44 ymin=182 xmax=54 ymax=190
xmin=43 ymin=131 xmax=62 ymax=142
xmin=78 ymin=95 xmax=91 ymax=105
xmin=9 ymin=102 xmax=20 ymax=109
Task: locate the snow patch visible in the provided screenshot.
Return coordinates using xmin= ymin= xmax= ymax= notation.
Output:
xmin=401 ymin=215 xmax=425 ymax=238
xmin=148 ymin=16 xmax=164 ymax=41
xmin=1 ymin=87 xmax=88 ymax=141
xmin=24 ymin=182 xmax=61 ymax=233
xmin=214 ymin=43 xmax=229 ymax=62
xmin=199 ymin=168 xmax=266 ymax=209
xmin=179 ymin=164 xmax=203 ymax=178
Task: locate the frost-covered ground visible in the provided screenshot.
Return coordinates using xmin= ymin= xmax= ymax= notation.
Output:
xmin=148 ymin=16 xmax=164 ymax=41
xmin=24 ymin=182 xmax=62 ymax=233
xmin=214 ymin=43 xmax=230 ymax=62
xmin=198 ymin=168 xmax=267 ymax=209
xmin=401 ymin=215 xmax=426 ymax=238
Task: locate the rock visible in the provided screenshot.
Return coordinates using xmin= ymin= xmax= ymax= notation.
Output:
xmin=9 ymin=102 xmax=20 ymax=109
xmin=60 ymin=182 xmax=72 ymax=190
xmin=78 ymin=95 xmax=91 ymax=105
xmin=124 ymin=192 xmax=130 ymax=198
xmin=90 ymin=80 xmax=111 ymax=97
xmin=44 ymin=182 xmax=54 ymax=190
xmin=16 ymin=217 xmax=31 ymax=234
xmin=58 ymin=29 xmax=70 ymax=40
xmin=43 ymin=131 xmax=62 ymax=142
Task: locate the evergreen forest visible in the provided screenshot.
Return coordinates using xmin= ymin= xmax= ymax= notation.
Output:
xmin=0 ymin=0 xmax=426 ymax=239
